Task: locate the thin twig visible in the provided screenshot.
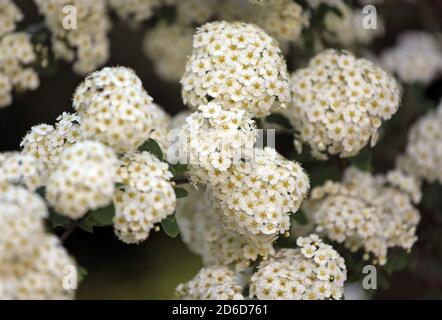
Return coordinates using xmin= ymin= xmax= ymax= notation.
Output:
xmin=60 ymin=223 xmax=77 ymax=243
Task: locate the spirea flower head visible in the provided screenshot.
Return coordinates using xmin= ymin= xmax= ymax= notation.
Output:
xmin=144 ymin=22 xmax=193 ymax=82
xmin=176 ymin=266 xmax=244 ymax=300
xmin=176 ymin=187 xmax=274 ymax=271
xmin=0 ymin=0 xmax=23 ymax=37
xmin=380 ymin=31 xmax=442 ymax=85
xmin=288 ymin=49 xmax=401 ymax=159
xmin=249 ymin=234 xmax=347 ymax=300
xmin=323 ymin=0 xmax=384 ymax=47
xmin=181 ymin=21 xmax=290 ymax=117
xmin=176 ymin=0 xmax=217 ymax=25
xmin=305 ymin=167 xmax=421 ymax=265
xmin=0 ymin=152 xmax=45 ymax=191
xmin=113 ymin=151 xmax=176 ymax=244
xmin=219 ymin=0 xmax=308 ymax=49
xmin=107 ymin=0 xmax=162 ymax=26
xmin=34 ymin=0 xmax=110 ymax=74
xmin=0 ymin=182 xmax=48 ymax=264
xmin=46 ymin=141 xmax=118 ymax=220
xmin=397 ymin=104 xmax=442 ymax=184
xmin=207 ymin=147 xmax=310 ymax=246
xmin=180 ymin=103 xmax=257 ymax=184
xmin=21 ymin=112 xmax=82 ymax=181
xmin=73 ymin=67 xmax=157 ymax=152
xmin=150 ymin=103 xmax=172 ymax=151
xmin=0 ymin=32 xmax=39 ymax=108
xmin=249 ymin=0 xmax=308 ymax=46
xmin=1 ymin=234 xmax=76 ymax=300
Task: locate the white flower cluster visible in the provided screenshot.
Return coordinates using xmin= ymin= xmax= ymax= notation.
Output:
xmin=107 ymin=0 xmax=162 ymax=26
xmin=323 ymin=0 xmax=384 ymax=47
xmin=0 ymin=152 xmax=44 ymax=191
xmin=176 ymin=0 xmax=217 ymax=25
xmin=144 ymin=23 xmax=194 ymax=82
xmin=249 ymin=234 xmax=347 ymax=300
xmin=181 ymin=21 xmax=290 ymax=117
xmin=381 ymin=31 xmax=442 ymax=85
xmin=1 ymin=235 xmax=76 ymax=300
xmin=208 ymin=147 xmax=310 ymax=247
xmin=219 ymin=0 xmax=308 ymax=49
xmin=305 ymin=167 xmax=421 ymax=265
xmin=73 ymin=67 xmax=156 ymax=152
xmin=0 ymin=183 xmax=47 ymax=262
xmin=176 ymin=266 xmax=244 ymax=300
xmin=180 ymin=103 xmax=257 ymax=184
xmin=288 ymin=49 xmax=401 ymax=159
xmin=150 ymin=103 xmax=172 ymax=151
xmin=253 ymin=0 xmax=307 ymax=45
xmin=0 ymin=31 xmax=39 ymax=108
xmin=0 ymin=0 xmax=22 ymax=37
xmin=0 ymin=183 xmax=75 ymax=299
xmin=46 ymin=141 xmax=118 ymax=220
xmin=21 ymin=113 xmax=82 ymax=180
xmin=397 ymin=104 xmax=442 ymax=183
xmin=113 ymin=151 xmax=176 ymax=244
xmin=34 ymin=0 xmax=110 ymax=74
xmin=176 ymin=187 xmax=274 ymax=271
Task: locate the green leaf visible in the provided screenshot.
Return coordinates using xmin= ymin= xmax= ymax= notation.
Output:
xmin=169 ymin=163 xmax=188 ymax=178
xmin=161 ymin=214 xmax=179 ymax=238
xmin=76 ymin=265 xmax=88 ymax=284
xmin=139 ymin=138 xmax=163 ymax=159
xmin=90 ymin=203 xmax=116 ymax=226
xmin=174 ymin=187 xmax=188 ymax=199
xmin=48 ymin=209 xmax=71 ymax=229
xmin=266 ymin=113 xmax=293 ymax=129
xmin=77 ymin=203 xmax=116 ymax=232
xmin=77 ymin=216 xmax=95 ymax=233
xmin=292 ymin=211 xmax=309 ymax=225
xmin=350 ymin=149 xmax=372 ymax=172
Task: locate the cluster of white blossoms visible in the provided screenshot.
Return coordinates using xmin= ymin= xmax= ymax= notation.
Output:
xmin=0 ymin=0 xmax=23 ymax=37
xmin=21 ymin=112 xmax=82 ymax=180
xmin=176 ymin=266 xmax=244 ymax=300
xmin=288 ymin=49 xmax=401 ymax=159
xmin=397 ymin=104 xmax=442 ymax=184
xmin=207 ymin=147 xmax=310 ymax=247
xmin=34 ymin=0 xmax=110 ymax=74
xmin=113 ymin=151 xmax=176 ymax=244
xmin=149 ymin=103 xmax=172 ymax=151
xmin=176 ymin=0 xmax=217 ymax=25
xmin=181 ymin=21 xmax=290 ymax=117
xmin=0 ymin=33 xmax=40 ymax=107
xmin=0 ymin=152 xmax=44 ymax=191
xmin=46 ymin=141 xmax=118 ymax=220
xmin=0 ymin=0 xmax=39 ymax=108
xmin=107 ymin=0 xmax=162 ymax=26
xmin=381 ymin=31 xmax=442 ymax=85
xmin=1 ymin=234 xmax=76 ymax=300
xmin=323 ymin=0 xmax=384 ymax=47
xmin=144 ymin=23 xmax=194 ymax=82
xmin=0 ymin=183 xmax=48 ymax=262
xmin=73 ymin=67 xmax=157 ymax=152
xmin=218 ymin=0 xmax=308 ymax=49
xmin=176 ymin=187 xmax=274 ymax=271
xmin=305 ymin=167 xmax=421 ymax=265
xmin=251 ymin=0 xmax=308 ymax=46
xmin=249 ymin=234 xmax=347 ymax=300
xmin=0 ymin=183 xmax=75 ymax=299
xmin=180 ymin=103 xmax=257 ymax=184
